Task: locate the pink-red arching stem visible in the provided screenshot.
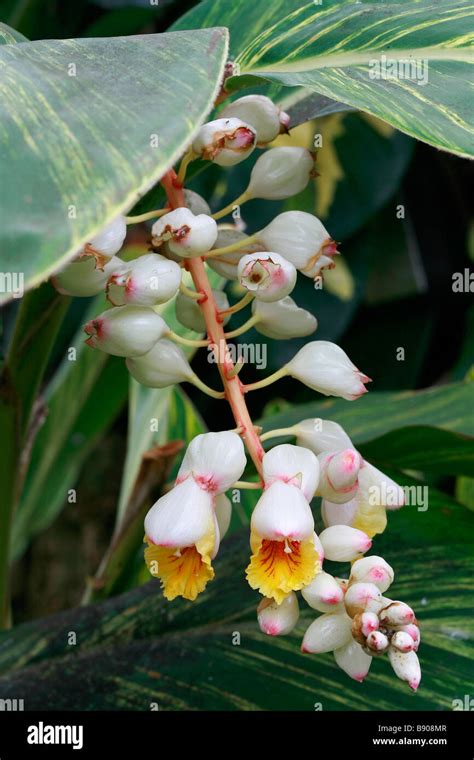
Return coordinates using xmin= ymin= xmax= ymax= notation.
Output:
xmin=161 ymin=169 xmax=264 ymax=479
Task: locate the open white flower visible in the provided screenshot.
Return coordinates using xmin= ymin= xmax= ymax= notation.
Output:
xmin=238 ymin=251 xmax=297 ymax=302
xmin=286 ymin=341 xmax=371 ymax=400
xmin=106 ymin=253 xmax=181 ymax=306
xmin=84 ymin=305 xmax=168 ymax=357
xmin=151 ymin=207 xmax=217 ymax=257
xmin=252 ymin=296 xmax=317 ymax=340
xmin=246 ymin=480 xmax=320 ymax=603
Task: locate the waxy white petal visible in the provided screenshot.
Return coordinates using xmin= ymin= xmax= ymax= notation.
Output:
xmin=319 ymin=525 xmax=372 ymax=562
xmin=247 ymin=147 xmax=315 ymax=200
xmin=84 ymin=305 xmax=168 ymax=357
xmin=349 ymin=555 xmax=394 ymax=593
xmin=286 ymin=341 xmax=370 ymax=400
xmin=144 ymin=477 xmax=215 ymax=550
xmin=388 ymin=648 xmax=421 ymax=691
xmin=258 ymin=210 xmax=335 ymax=277
xmin=318 ymin=449 xmax=361 ymax=504
xmin=152 ymin=207 xmax=217 ymax=258
xmin=302 ymin=612 xmax=352 ymax=653
xmin=106 ymin=253 xmax=181 ymax=306
xmin=257 ymin=592 xmax=300 ymax=636
xmin=301 ymin=571 xmax=344 ymax=613
xmin=126 ymin=338 xmax=194 ymax=388
xmin=262 ymin=443 xmax=319 ymax=501
xmin=88 ymin=214 xmax=126 ymax=257
xmin=215 ymin=494 xmax=232 ymax=540
xmin=334 ymin=639 xmax=372 ymax=682
xmin=295 ymin=418 xmax=353 ymax=455
xmin=238 ymin=251 xmax=296 ymax=302
xmin=192 ymin=117 xmax=256 ymax=166
xmin=220 ymin=95 xmax=283 ymax=145
xmin=344 ymin=582 xmax=383 ymax=618
xmin=252 ymin=296 xmax=317 ymax=340
xmin=53 ymin=255 xmax=125 ymax=297
xmin=177 ymin=431 xmax=247 ymax=494
xmin=251 ymin=480 xmax=314 ymax=541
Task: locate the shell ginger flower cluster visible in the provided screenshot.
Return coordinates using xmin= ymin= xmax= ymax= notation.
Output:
xmin=51 ymin=89 xmax=420 ymax=690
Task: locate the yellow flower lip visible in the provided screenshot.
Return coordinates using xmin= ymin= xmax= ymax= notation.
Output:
xmin=144 ymin=537 xmax=214 ymax=602
xmin=246 ymin=534 xmax=320 ymax=605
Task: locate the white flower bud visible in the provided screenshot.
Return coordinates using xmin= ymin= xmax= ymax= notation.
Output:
xmin=126 ymin=338 xmax=194 ymax=388
xmin=207 ymin=228 xmax=262 ymax=280
xmin=351 ymin=611 xmax=379 ymax=644
xmin=321 ymin=497 xmax=358 ymax=529
xmin=176 ymin=289 xmax=229 ymax=333
xmin=262 ymin=443 xmax=319 ymax=502
xmin=151 ymin=207 xmax=217 ymax=258
xmin=379 ymin=601 xmax=415 ymax=627
xmin=286 ymin=341 xmax=371 ymax=400
xmin=301 ymin=571 xmax=344 ymax=613
xmin=257 ymin=592 xmax=299 ymax=636
xmin=52 ymin=255 xmax=125 ymax=297
xmin=177 ymin=431 xmax=247 ymax=494
xmin=294 ymin=418 xmax=353 ymax=455
xmin=215 ymin=494 xmax=232 ymax=540
xmin=106 ymin=253 xmax=181 ymax=306
xmin=317 ymin=449 xmax=362 ymax=504
xmin=349 ymin=556 xmax=394 ymax=593
xmin=365 ymin=630 xmax=390 ymax=654
xmin=183 ymin=189 xmax=211 ymax=216
xmin=86 ymin=214 xmax=127 ymax=258
xmin=84 ymin=306 xmax=168 ymax=357
xmin=219 ymin=95 xmax=287 ymax=146
xmin=395 ymin=624 xmax=420 ymax=651
xmin=192 ymin=117 xmax=256 ymax=166
xmin=301 ymin=611 xmax=352 ymax=654
xmin=334 ymin=639 xmax=372 ymax=682
xmin=247 ymin=147 xmax=315 ymax=200
xmin=238 ymin=251 xmax=296 ymax=302
xmin=344 ymin=582 xmax=382 ymax=618
xmin=391 ymin=631 xmax=415 ymax=653
xmin=252 ymin=296 xmax=317 ymax=340
xmin=258 ymin=211 xmax=338 ymax=279
xmin=359 ymin=462 xmax=405 ymax=511
xmin=319 ymin=525 xmax=372 ymax=562
xmin=388 ymin=648 xmax=421 ymax=691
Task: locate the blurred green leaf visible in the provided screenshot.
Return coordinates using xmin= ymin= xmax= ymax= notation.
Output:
xmin=455 ymin=477 xmax=474 ymax=511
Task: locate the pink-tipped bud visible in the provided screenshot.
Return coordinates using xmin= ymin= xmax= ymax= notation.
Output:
xmin=351 ymin=611 xmax=380 ymax=644
xmin=391 ymin=631 xmax=415 ymax=653
xmin=301 ymin=612 xmax=352 ymax=654
xmin=286 ymin=341 xmax=371 ymax=401
xmin=388 ymin=648 xmax=421 ymax=691
xmin=84 ymin=306 xmax=168 ymax=357
xmin=257 ymin=592 xmax=299 ymax=636
xmin=301 ymin=571 xmax=344 ymax=613
xmin=238 ymin=251 xmax=296 ymax=302
xmin=379 ymin=601 xmax=415 ymax=627
xmin=395 ymin=624 xmax=420 ymax=651
xmin=365 ymin=630 xmax=389 ymax=654
xmin=192 ymin=117 xmax=257 ymax=166
xmin=344 ymin=582 xmax=382 ymax=618
xmin=319 ymin=525 xmax=372 ymax=562
xmin=334 ymin=639 xmax=372 ymax=682
xmin=106 ymin=253 xmax=181 ymax=306
xmin=317 ymin=448 xmax=361 ymax=504
xmin=349 ymin=555 xmax=394 ymax=593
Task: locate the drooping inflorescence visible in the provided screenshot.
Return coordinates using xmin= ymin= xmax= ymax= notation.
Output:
xmin=52 ymin=90 xmax=420 ymax=690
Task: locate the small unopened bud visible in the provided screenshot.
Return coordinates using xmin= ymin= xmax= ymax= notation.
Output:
xmin=301 ymin=612 xmax=352 ymax=654
xmin=257 ymin=592 xmax=299 ymax=636
xmin=349 ymin=556 xmax=394 ymax=593
xmin=344 ymin=582 xmax=382 ymax=618
xmin=319 ymin=525 xmax=372 ymax=562
xmin=301 ymin=571 xmax=344 ymax=613
xmin=388 ymin=648 xmax=421 ymax=691
xmin=252 ymin=296 xmax=317 ymax=340
xmin=359 ymin=462 xmax=405 ymax=510
xmin=351 ymin=611 xmax=380 ymax=644
xmin=85 ymin=214 xmax=126 ymax=259
xmin=286 ymin=341 xmax=371 ymax=400
xmin=151 ymin=207 xmax=217 ymax=258
xmin=52 ymin=255 xmax=125 ymax=297
xmin=106 ymin=253 xmax=181 ymax=306
xmin=192 ymin=117 xmax=256 ymax=166
xmin=84 ymin=306 xmax=168 ymax=357
xmin=258 ymin=211 xmax=338 ymax=279
xmin=126 ymin=338 xmax=194 ymax=388
xmin=176 ymin=289 xmax=230 ymax=333
xmin=238 ymin=251 xmax=296 ymax=302
xmin=391 ymin=631 xmax=415 ymax=653
xmin=247 ymin=147 xmax=315 ymax=201
xmin=294 ymin=418 xmax=353 ymax=455
xmin=317 ymin=449 xmax=361 ymax=504
xmin=395 ymin=624 xmax=420 ymax=651
xmin=207 ymin=228 xmax=262 ymax=281
xmin=219 ymin=95 xmax=287 ymax=146
xmin=334 ymin=639 xmax=372 ymax=682
xmin=365 ymin=630 xmax=389 ymax=654
xmin=379 ymin=601 xmax=415 ymax=627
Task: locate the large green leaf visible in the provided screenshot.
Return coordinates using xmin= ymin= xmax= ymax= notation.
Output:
xmin=175 ymin=0 xmax=474 ymax=158
xmin=0 ymin=492 xmax=472 ymax=709
xmin=0 ymin=28 xmax=228 ymax=301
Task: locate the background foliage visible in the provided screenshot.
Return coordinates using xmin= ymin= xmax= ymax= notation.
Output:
xmin=0 ymin=0 xmax=472 ymax=711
